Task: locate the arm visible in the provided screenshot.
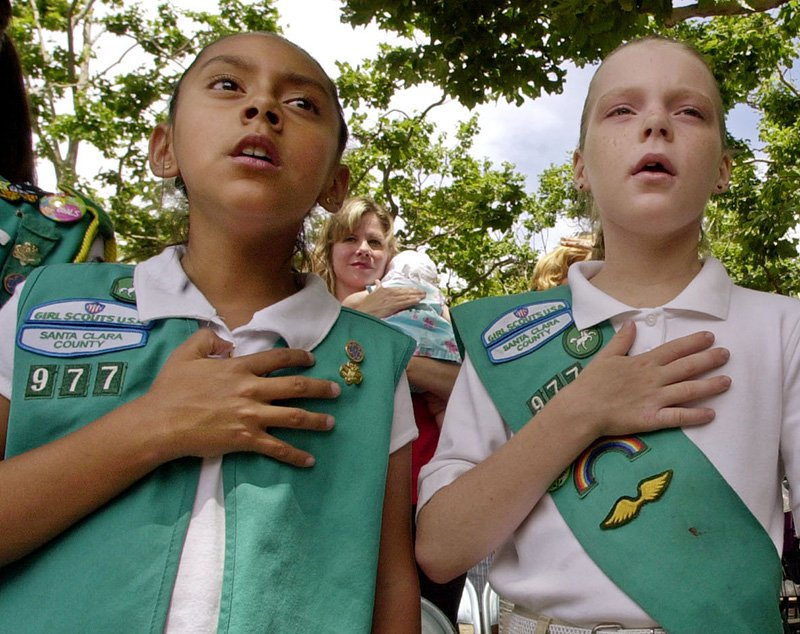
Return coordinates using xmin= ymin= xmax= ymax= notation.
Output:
xmin=405 ymin=356 xmax=459 ymax=401
xmin=416 ymin=324 xmax=732 ymax=582
xmin=371 ymin=443 xmax=421 ymax=634
xmin=0 ymin=329 xmax=340 ymax=567
xmin=341 ymin=289 xmax=370 ymax=309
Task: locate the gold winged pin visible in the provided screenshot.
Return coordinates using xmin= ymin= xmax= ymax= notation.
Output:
xmin=600 ymin=470 xmax=673 ymax=530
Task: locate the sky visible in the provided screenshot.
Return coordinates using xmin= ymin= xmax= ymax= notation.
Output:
xmin=274 ymin=0 xmax=763 ymax=252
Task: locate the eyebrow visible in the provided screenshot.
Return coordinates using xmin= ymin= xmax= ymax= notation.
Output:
xmin=198 ymin=55 xmax=330 ymax=95
xmin=596 ymin=87 xmax=715 ymax=109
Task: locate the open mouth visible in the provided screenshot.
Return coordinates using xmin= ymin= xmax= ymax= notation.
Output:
xmin=640 ymin=162 xmax=669 ymax=173
xmin=633 ymin=155 xmax=676 ymax=176
xmin=240 ymin=146 xmax=274 ymax=164
xmin=233 ymin=136 xmax=281 ymax=167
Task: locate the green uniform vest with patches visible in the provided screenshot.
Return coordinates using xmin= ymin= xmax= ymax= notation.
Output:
xmin=1 ymin=262 xmax=415 ymax=634
xmin=0 ymin=175 xmax=116 ymax=307
xmin=452 ymin=285 xmax=782 ymax=634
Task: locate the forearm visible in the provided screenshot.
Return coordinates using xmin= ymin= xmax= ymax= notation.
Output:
xmin=415 ymin=393 xmax=595 ymax=583
xmin=405 ymin=357 xmax=459 ymax=400
xmin=0 ymin=396 xmax=168 ymax=566
xmin=372 ymin=445 xmax=420 ymax=634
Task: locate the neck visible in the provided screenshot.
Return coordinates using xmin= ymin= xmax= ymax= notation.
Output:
xmin=181 ymin=231 xmax=299 ymax=330
xmin=590 ymin=232 xmax=702 ymax=308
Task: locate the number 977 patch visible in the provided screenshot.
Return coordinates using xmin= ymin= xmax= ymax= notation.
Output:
xmin=24 ymin=362 xmax=127 ymax=399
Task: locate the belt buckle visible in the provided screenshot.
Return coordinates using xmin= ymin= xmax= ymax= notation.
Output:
xmin=591 ymin=626 xmax=623 ymax=634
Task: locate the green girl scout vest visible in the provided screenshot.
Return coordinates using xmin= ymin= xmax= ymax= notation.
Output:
xmin=0 ymin=175 xmax=116 ymax=307
xmin=452 ymin=285 xmax=783 ymax=634
xmin=1 ymin=262 xmax=415 ymax=634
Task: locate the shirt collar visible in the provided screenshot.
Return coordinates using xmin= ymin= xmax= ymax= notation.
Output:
xmin=134 ymin=246 xmax=341 ymax=350
xmin=569 ymin=256 xmax=732 ymax=330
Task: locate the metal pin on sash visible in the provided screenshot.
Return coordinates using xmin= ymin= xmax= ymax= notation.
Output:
xmin=339 ymin=339 xmax=365 ymax=385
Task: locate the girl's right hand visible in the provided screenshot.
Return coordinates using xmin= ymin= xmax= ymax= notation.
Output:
xmin=350 ymin=280 xmax=425 ymax=318
xmin=136 ymin=329 xmax=340 ymax=468
xmin=560 ymin=322 xmax=731 ymax=440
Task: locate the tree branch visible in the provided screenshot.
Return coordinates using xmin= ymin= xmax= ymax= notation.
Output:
xmin=665 ymin=0 xmax=789 ymax=27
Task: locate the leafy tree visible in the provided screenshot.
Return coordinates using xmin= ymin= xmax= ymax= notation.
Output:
xmin=340 ymin=0 xmax=799 ymax=296
xmin=340 ymin=0 xmax=792 ymax=106
xmin=10 ymin=0 xmax=280 ymax=261
xmin=333 ymin=60 xmax=549 ymax=300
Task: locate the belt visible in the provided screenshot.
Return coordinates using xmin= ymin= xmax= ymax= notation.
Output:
xmin=503 ymin=608 xmax=668 ymax=634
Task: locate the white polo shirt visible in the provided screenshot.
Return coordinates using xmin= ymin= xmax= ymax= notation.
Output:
xmin=418 ymin=257 xmax=800 ymax=627
xmin=0 ymin=246 xmax=417 ymax=632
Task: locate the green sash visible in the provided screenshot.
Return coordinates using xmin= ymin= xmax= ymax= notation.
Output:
xmin=2 ymin=262 xmax=415 ymax=633
xmin=453 ymin=285 xmax=782 ymax=633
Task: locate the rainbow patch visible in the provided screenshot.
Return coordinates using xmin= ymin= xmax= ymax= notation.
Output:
xmin=573 ymin=436 xmax=648 ymax=496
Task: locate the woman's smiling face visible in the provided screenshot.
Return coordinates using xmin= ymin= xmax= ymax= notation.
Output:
xmin=331 ymin=212 xmax=391 ymax=299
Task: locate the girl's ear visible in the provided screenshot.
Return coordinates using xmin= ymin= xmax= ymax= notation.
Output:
xmin=714 ymin=152 xmax=733 ymax=194
xmin=317 ymin=165 xmax=351 ymax=213
xmin=148 ymin=123 xmax=179 ymax=178
xmin=573 ymin=149 xmax=589 ymax=192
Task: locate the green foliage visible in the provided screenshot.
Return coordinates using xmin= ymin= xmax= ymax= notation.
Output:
xmin=11 ymin=0 xmax=280 ymax=261
xmin=340 ymin=100 xmax=546 ymax=300
xmin=13 ymin=0 xmax=800 ymax=303
xmin=341 ymin=0 xmax=665 ymax=107
xmin=674 ymin=7 xmax=800 ymax=294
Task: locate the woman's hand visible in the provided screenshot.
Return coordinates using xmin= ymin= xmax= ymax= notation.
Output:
xmin=346 ymin=280 xmax=425 ymax=318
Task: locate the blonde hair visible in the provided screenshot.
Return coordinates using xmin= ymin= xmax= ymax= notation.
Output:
xmin=311 ymin=196 xmax=397 ymax=294
xmin=530 ymin=236 xmax=593 ymax=291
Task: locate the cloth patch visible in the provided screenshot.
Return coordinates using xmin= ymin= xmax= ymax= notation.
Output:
xmin=18 ymin=326 xmax=148 ymax=358
xmin=486 ymin=311 xmax=573 ymax=364
xmin=24 ymin=299 xmax=149 ymax=329
xmin=481 ymin=299 xmax=570 ymax=347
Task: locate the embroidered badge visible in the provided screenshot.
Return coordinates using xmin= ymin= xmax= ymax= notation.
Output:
xmin=23 ymin=361 xmax=128 ymax=398
xmin=562 ymin=325 xmax=603 ymax=359
xmin=486 ymin=311 xmax=573 ymax=364
xmin=39 ymin=193 xmax=86 ymax=223
xmin=549 ymin=467 xmax=571 ymax=493
xmin=601 ymin=470 xmax=673 ymax=530
xmin=18 ymin=326 xmax=149 ymax=358
xmin=339 ymin=339 xmax=364 ymax=385
xmin=12 ymin=242 xmax=42 ymax=266
xmin=573 ymin=436 xmax=649 ymax=497
xmin=25 ymin=299 xmax=149 ymax=328
xmin=110 ymin=276 xmax=136 ymax=304
xmin=481 ymin=300 xmax=570 ymax=347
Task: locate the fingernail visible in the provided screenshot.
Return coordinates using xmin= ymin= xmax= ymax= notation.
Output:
xmin=304 ymin=456 xmax=316 ymax=467
xmin=330 ymin=382 xmax=341 ymax=397
xmin=325 ymin=415 xmax=335 ymax=429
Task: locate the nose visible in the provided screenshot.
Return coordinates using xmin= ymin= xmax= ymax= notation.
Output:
xmin=355 ymin=240 xmax=372 ymax=255
xmin=243 ymin=98 xmax=282 ymax=129
xmin=641 ymin=109 xmax=673 ymax=142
